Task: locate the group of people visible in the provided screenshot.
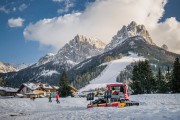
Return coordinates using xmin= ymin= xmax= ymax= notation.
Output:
xmin=49 ymin=92 xmax=60 ymax=104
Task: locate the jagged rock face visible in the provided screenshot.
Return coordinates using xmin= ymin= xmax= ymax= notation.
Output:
xmin=161 ymin=44 xmax=168 ymax=50
xmin=0 ymin=34 xmax=106 ymax=87
xmin=74 ymin=35 xmax=106 ymax=49
xmin=53 ymin=34 xmax=106 ymax=66
xmin=35 ymin=53 xmax=55 ymax=67
xmin=105 ymin=21 xmax=154 ymax=51
xmin=33 ymin=34 xmax=106 ymax=69
xmin=0 ymin=61 xmax=17 ymax=73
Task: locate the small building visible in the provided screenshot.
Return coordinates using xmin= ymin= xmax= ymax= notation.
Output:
xmin=18 ymin=82 xmax=57 ymax=98
xmin=69 ymin=85 xmax=78 ymax=94
xmin=17 ymin=82 xmax=77 ymax=98
xmin=18 ymin=82 xmax=45 ymax=98
xmin=40 ymin=83 xmax=56 ymax=97
xmin=0 ymin=87 xmax=18 ymax=96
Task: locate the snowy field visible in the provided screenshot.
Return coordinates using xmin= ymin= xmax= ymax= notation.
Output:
xmin=0 ymin=94 xmax=180 ymax=120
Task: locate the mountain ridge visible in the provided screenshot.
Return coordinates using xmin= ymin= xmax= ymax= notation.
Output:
xmin=68 ymin=35 xmax=180 ymax=89
xmin=1 ymin=21 xmax=180 ymax=89
xmin=105 ymin=21 xmax=155 ymax=51
xmin=0 ymin=34 xmax=106 ymax=87
xmin=0 ymin=61 xmax=17 ymax=73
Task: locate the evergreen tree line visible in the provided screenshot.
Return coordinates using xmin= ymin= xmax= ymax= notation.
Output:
xmin=58 ymin=65 xmax=106 ymax=97
xmin=103 ymin=54 xmax=123 ymax=63
xmin=117 ymin=61 xmax=171 ymax=84
xmin=116 ymin=65 xmax=133 ymax=83
xmin=130 ymin=57 xmax=180 ymax=94
xmin=72 ymin=65 xmax=106 ymax=89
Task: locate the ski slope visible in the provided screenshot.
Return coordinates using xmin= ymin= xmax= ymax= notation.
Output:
xmin=0 ymin=94 xmax=179 ymax=120
xmin=79 ymin=52 xmax=144 ymax=92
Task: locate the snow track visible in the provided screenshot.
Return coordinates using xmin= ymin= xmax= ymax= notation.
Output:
xmin=80 ymin=52 xmax=144 ymax=92
xmin=91 ymin=56 xmax=143 ymax=84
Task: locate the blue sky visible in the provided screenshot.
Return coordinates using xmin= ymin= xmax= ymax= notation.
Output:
xmin=0 ymin=0 xmax=94 ymax=64
xmin=0 ymin=0 xmax=179 ymax=65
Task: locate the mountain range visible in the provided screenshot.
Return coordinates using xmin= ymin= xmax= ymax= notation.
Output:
xmin=0 ymin=62 xmax=17 ymax=73
xmin=68 ymin=23 xmax=180 ymax=89
xmin=0 ymin=34 xmax=106 ymax=87
xmin=0 ymin=21 xmax=179 ymax=89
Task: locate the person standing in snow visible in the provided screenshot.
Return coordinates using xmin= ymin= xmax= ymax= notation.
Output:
xmin=55 ymin=93 xmax=60 ymax=104
xmin=49 ymin=92 xmax=52 ymax=102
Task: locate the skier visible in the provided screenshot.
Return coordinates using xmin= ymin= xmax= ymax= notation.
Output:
xmin=55 ymin=93 xmax=60 ymax=104
xmin=49 ymin=92 xmax=52 ymax=102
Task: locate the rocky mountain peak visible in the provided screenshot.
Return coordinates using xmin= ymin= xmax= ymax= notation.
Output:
xmin=74 ymin=34 xmax=87 ymax=42
xmin=0 ymin=61 xmax=17 ymax=73
xmin=127 ymin=21 xmax=137 ymax=31
xmin=53 ymin=35 xmax=106 ymax=67
xmin=161 ymin=44 xmax=168 ymax=50
xmin=105 ymin=21 xmax=155 ymax=51
xmin=36 ymin=53 xmax=55 ymax=66
xmin=73 ymin=34 xmax=106 ymax=49
xmin=31 ymin=34 xmax=106 ymax=70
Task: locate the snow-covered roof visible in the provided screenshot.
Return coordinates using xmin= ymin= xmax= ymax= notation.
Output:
xmin=53 ymin=86 xmax=59 ymax=90
xmin=42 ymin=84 xmax=53 ymax=89
xmin=0 ymin=87 xmax=18 ymax=92
xmin=23 ymin=83 xmax=40 ymax=90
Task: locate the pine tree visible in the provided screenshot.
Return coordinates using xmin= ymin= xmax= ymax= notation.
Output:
xmin=141 ymin=60 xmax=154 ymax=93
xmin=156 ymin=67 xmax=167 ymax=93
xmin=165 ymin=66 xmax=171 ymax=92
xmin=171 ymin=57 xmax=180 ymax=93
xmin=130 ymin=60 xmax=155 ymax=94
xmin=58 ymin=71 xmax=72 ymax=97
xmin=130 ymin=64 xmax=142 ymax=94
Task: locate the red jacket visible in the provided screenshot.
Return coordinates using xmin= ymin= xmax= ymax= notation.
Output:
xmin=55 ymin=94 xmax=59 ymax=99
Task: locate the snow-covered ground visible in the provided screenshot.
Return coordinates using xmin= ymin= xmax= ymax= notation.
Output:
xmin=79 ymin=52 xmax=144 ymax=92
xmin=0 ymin=94 xmax=179 ymax=120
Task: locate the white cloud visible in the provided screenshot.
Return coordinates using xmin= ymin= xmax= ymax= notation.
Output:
xmin=57 ymin=4 xmax=74 ymax=14
xmin=19 ymin=3 xmax=28 ymax=11
xmin=8 ymin=17 xmax=25 ymax=27
xmin=52 ymin=0 xmax=64 ymax=3
xmin=23 ymin=0 xmax=180 ymax=54
xmin=24 ymin=13 xmax=81 ymax=47
xmin=56 ymin=0 xmax=75 ymax=14
xmin=57 ymin=8 xmax=67 ymax=14
xmin=13 ymin=7 xmax=16 ymax=12
xmin=0 ymin=6 xmax=10 ymax=14
xmin=150 ymin=17 xmax=180 ymax=53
